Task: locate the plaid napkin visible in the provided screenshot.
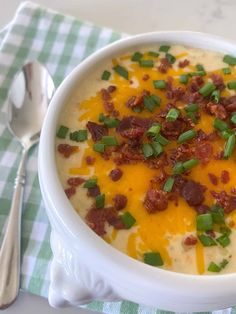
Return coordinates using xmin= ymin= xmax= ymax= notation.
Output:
xmin=0 ymin=2 xmax=234 ymax=313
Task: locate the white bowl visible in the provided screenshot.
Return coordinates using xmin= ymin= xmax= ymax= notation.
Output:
xmin=38 ymin=31 xmax=236 ymax=311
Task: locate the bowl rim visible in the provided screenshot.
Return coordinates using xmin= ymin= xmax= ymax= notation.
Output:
xmin=38 ymin=30 xmax=236 ymax=297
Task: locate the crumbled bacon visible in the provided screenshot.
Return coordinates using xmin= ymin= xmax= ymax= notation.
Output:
xmin=195 ymin=204 xmax=210 ymax=215
xmin=205 ymin=102 xmax=227 ymax=119
xmin=161 ymin=119 xmax=189 ymax=140
xmin=169 ymin=143 xmax=194 ymax=164
xmin=109 ymin=168 xmax=123 ymax=181
xmin=172 ymin=175 xmax=187 ymax=194
xmin=85 ymin=156 xmax=95 ymax=165
xmin=144 ymin=189 xmax=168 ymax=213
xmin=142 ymin=74 xmax=150 ymax=81
xmin=113 ymin=142 xmax=144 ymax=165
xmin=211 ymin=191 xmax=236 ymax=213
xmin=86 ymin=208 xmax=106 ymax=236
xmin=221 ymin=170 xmax=230 ymax=184
xmin=181 ymin=180 xmax=205 ymax=207
xmin=67 ymin=177 xmax=85 ymax=187
xmin=113 ymin=194 xmax=127 ymax=210
xmin=116 ymin=116 xmax=152 ymax=140
xmin=208 ymin=173 xmax=218 ymax=186
xmin=206 ymin=230 xmax=216 ymax=238
xmin=194 ymin=142 xmax=213 ymax=164
xmin=166 ymin=86 xmax=185 ymax=101
xmin=158 ymin=58 xmax=172 ymax=73
xmin=57 ymin=144 xmax=78 ymax=158
xmin=87 ymin=185 xmax=100 ymax=197
xmin=210 ymin=73 xmax=225 ymax=91
xmin=101 ymin=88 xmax=111 ymax=101
xmin=86 ymin=121 xmax=108 ymax=141
xmin=178 ymin=59 xmax=190 ymax=68
xmin=65 ymin=186 xmax=76 ymax=199
xmin=183 ymin=235 xmax=198 ymax=246
xmin=107 ymin=85 xmax=117 ymax=93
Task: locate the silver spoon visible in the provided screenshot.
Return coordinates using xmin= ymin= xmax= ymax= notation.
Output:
xmin=0 ymin=61 xmax=55 ymax=309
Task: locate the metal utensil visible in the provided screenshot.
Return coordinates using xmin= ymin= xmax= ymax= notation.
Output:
xmin=0 ymin=61 xmax=55 ymax=309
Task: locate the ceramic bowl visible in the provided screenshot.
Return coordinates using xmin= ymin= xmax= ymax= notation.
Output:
xmin=38 ymin=31 xmax=236 ymax=311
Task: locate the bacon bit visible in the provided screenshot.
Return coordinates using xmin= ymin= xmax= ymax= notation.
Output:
xmin=214 ymin=151 xmax=224 ymax=160
xmin=169 ymin=143 xmax=194 ymax=164
xmin=196 ymin=129 xmax=208 ymax=142
xmin=85 ymin=156 xmax=95 ymax=165
xmin=208 ymin=173 xmax=218 ymax=186
xmin=57 ymin=144 xmax=78 ymax=158
xmin=187 ymin=91 xmax=204 ymax=103
xmin=103 ymin=101 xmax=115 ymax=114
xmin=101 ymin=88 xmax=111 ymax=101
xmin=183 ymin=235 xmax=198 ymax=246
xmin=211 ymin=191 xmax=236 ymax=213
xmin=166 ymin=86 xmax=185 ymax=101
xmin=65 ymin=186 xmax=76 ymax=199
xmin=167 ymin=192 xmax=179 ymax=206
xmin=105 ymin=207 xmax=125 ymax=229
xmin=87 ymin=185 xmax=100 ymax=197
xmin=142 ymin=74 xmax=150 ymax=81
xmin=172 ymin=175 xmax=187 ymax=194
xmin=178 ymin=59 xmax=190 ymax=68
xmin=86 ymin=208 xmax=106 ymax=236
xmin=206 ymin=230 xmax=216 ymax=238
xmin=161 ymin=119 xmax=188 ymax=140
xmin=109 ymin=168 xmax=123 ymax=181
xmin=144 ymin=189 xmax=168 ymax=213
xmin=86 ymin=121 xmax=108 ymax=141
xmin=107 ymin=85 xmax=117 ymax=93
xmin=113 ymin=194 xmax=127 ymax=210
xmin=195 ymin=204 xmax=210 ymax=215
xmin=195 ymin=142 xmax=213 ymax=164
xmin=150 ymin=170 xmax=168 ymax=187
xmin=205 ymin=102 xmax=227 ymax=120
xmin=158 ymin=57 xmax=172 ymax=73
xmin=210 ymin=73 xmax=225 ymax=91
xmin=116 ymin=116 xmax=152 ymax=140
xmin=231 ymin=187 xmax=236 ymax=194
xmin=207 ymin=131 xmax=220 ymax=141
xmin=67 ymin=177 xmax=85 ymax=187
xmin=145 ymin=153 xmax=169 ymax=170
xmin=225 ymin=102 xmax=236 ymax=113
xmin=181 ymin=180 xmax=205 ymax=207
xmin=221 ymin=170 xmax=230 ymax=184
xmin=113 ymin=143 xmax=144 ymax=166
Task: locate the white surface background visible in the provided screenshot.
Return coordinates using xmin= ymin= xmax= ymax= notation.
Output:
xmin=1 ymin=0 xmax=236 ymax=313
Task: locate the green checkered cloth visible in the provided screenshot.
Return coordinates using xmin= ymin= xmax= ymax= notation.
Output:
xmin=0 ymin=2 xmax=234 ymax=313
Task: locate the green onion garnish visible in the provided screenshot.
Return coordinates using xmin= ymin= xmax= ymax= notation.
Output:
xmin=220 ymin=259 xmax=229 ymax=269
xmin=113 ymin=65 xmax=129 ymax=80
xmin=147 ymin=123 xmax=161 ymax=136
xmin=143 ymin=252 xmax=164 ymax=266
xmin=177 ymin=129 xmax=197 ymax=144
xmin=199 ymin=82 xmax=216 ymax=97
xmin=101 ymin=70 xmax=111 ymax=81
xmin=223 ymin=67 xmax=231 ymax=75
xmin=98 ymin=113 xmax=105 ymax=122
xmin=216 ymin=234 xmax=230 ymax=248
xmin=211 ymin=90 xmax=220 ymax=103
xmin=166 ymin=108 xmax=179 ymax=121
xmin=173 ymin=162 xmax=185 ymax=174
xmin=148 ymin=51 xmax=159 ymax=57
xmin=95 ymin=194 xmax=105 ymax=209
xmin=103 ymin=117 xmax=120 ymax=128
xmin=133 ymin=107 xmax=143 ymax=113
xmin=121 ymin=211 xmax=136 ymax=229
xmin=231 ymin=113 xmax=236 ymax=124
xmin=139 ymin=60 xmax=154 ymax=67
xmin=196 ymin=213 xmax=213 ymax=231
xmin=57 ymin=125 xmax=69 ymax=139
xmin=211 ymin=204 xmax=225 ymax=224
xmin=213 ymin=118 xmax=229 ymax=131
xmin=224 ymin=134 xmax=235 ymax=159
xmin=179 ymin=74 xmax=189 ymax=85
xmin=208 ymin=262 xmax=221 ymax=272
xmin=223 ymin=54 xmax=236 ymax=65
xmin=221 ymin=130 xmax=234 ymax=139
xmin=189 ymin=71 xmax=206 ymax=77
xmin=198 ymin=234 xmax=216 ymax=247
xmin=101 ymin=136 xmax=118 ymax=146
xmin=153 ymin=80 xmax=166 ymax=89
xmin=154 ymin=134 xmax=170 ymax=146
xmin=70 ymin=130 xmax=88 ymax=142
xmin=93 ymin=143 xmax=105 ymax=153
xmin=184 ymin=103 xmax=199 ymax=113
xmin=186 ymin=112 xmax=198 ymax=124
xmin=166 ymin=53 xmax=176 ymax=64
xmin=163 ymin=177 xmax=174 ymax=192
xmin=142 ymin=143 xmax=154 ymax=158
xmin=196 ymin=64 xmax=205 ymax=71
xmin=159 ymin=45 xmax=170 ymax=52
xmin=182 ymin=158 xmax=199 ymax=171
xmin=143 ymin=95 xmax=161 ymax=112
xmin=131 ymin=51 xmax=143 ymax=61
xmin=227 ymin=80 xmax=236 ymax=90
xmin=83 ymin=178 xmax=97 ymax=188
xmin=151 ymin=141 xmax=163 ymax=156
xmin=220 ymin=225 xmax=232 ymax=236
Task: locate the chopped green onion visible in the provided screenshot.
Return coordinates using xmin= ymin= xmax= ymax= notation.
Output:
xmin=98 ymin=113 xmax=105 ymax=122
xmin=103 ymin=117 xmax=120 ymax=128
xmin=150 ymin=94 xmax=161 ymax=106
xmin=148 ymin=51 xmax=159 ymax=57
xmin=213 ymin=118 xmax=229 ymax=131
xmin=211 ymin=90 xmax=220 ymax=103
xmin=223 ymin=54 xmax=236 ymax=65
xmin=208 ymin=262 xmax=221 ymax=272
xmin=227 ymin=80 xmax=236 ymax=90
xmin=189 ymin=71 xmax=206 ymax=77
xmin=121 ymin=212 xmax=136 ymax=229
xmin=220 ymin=259 xmax=229 ymax=269
xmin=143 ymin=252 xmax=164 ymax=266
xmin=101 ymin=136 xmax=118 ymax=146
xmin=187 ymin=112 xmax=198 ymax=124
xmin=95 ymin=194 xmax=105 ymax=209
xmin=151 ymin=141 xmax=163 ymax=156
xmin=173 ymin=162 xmax=185 ymax=174
xmin=147 ymin=123 xmax=161 ymax=136
xmin=154 ymin=134 xmax=170 ymax=146
xmin=131 ymin=51 xmax=143 ymax=61
xmin=198 ymin=234 xmax=216 ymax=247
xmin=163 ymin=177 xmax=175 ymax=192
xmin=196 ymin=214 xmax=213 ymax=231
xmin=224 ymin=134 xmax=235 ymax=159
xmin=93 ymin=143 xmax=105 ymax=153
xmin=166 ymin=53 xmax=176 ymax=64
xmin=153 ymin=80 xmax=166 ymax=89
xmin=143 ymin=95 xmax=160 ymax=112
xmin=182 ymin=158 xmax=199 ymax=171
xmin=221 ymin=130 xmax=233 ymax=139
xmin=231 ymin=113 xmax=236 ymax=124
xmin=142 ymin=143 xmax=154 ymax=158
xmin=179 ymin=74 xmax=189 ymax=84
xmin=199 ymin=82 xmax=216 ymax=97
xmin=113 ymin=65 xmax=129 ymax=80
xmin=196 ymin=64 xmax=205 ymax=71
xmin=83 ymin=178 xmax=97 ymax=188
xmin=210 ymin=204 xmax=225 ymax=224
xmin=216 ymin=234 xmax=230 ymax=248
xmin=57 ymin=125 xmax=69 ymax=139
xmin=166 ymin=108 xmax=179 ymax=121
xmin=133 ymin=107 xmax=143 ymax=113
xmin=184 ymin=103 xmax=199 ymax=113
xmin=222 ymin=67 xmax=231 ymax=75
xmin=139 ymin=60 xmax=154 ymax=67
xmin=220 ymin=225 xmax=232 ymax=236
xmin=101 ymin=70 xmax=111 ymax=81
xmin=70 ymin=130 xmax=88 ymax=142
xmin=159 ymin=45 xmax=170 ymax=52
xmin=177 ymin=129 xmax=197 ymax=144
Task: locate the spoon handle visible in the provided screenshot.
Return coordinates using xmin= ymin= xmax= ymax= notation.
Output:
xmin=0 ymin=148 xmax=28 ymax=309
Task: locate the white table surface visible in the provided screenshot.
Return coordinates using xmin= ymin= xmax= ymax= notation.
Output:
xmin=1 ymin=0 xmax=236 ymax=313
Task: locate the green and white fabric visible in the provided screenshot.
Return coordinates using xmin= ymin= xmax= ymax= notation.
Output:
xmin=0 ymin=2 xmax=234 ymax=313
